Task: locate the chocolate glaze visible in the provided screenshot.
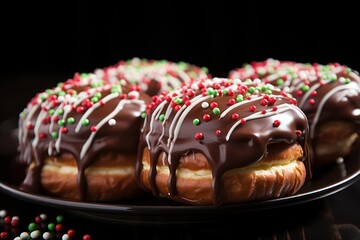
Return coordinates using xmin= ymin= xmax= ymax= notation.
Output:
xmin=18 ymin=73 xmax=151 ymax=200
xmin=229 ymin=59 xmax=360 ymax=163
xmin=137 ymin=78 xmax=310 ymax=205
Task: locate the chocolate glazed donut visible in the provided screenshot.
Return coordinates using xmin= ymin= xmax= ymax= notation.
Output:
xmin=136 ymin=77 xmax=310 ymax=205
xmin=18 ymin=72 xmax=151 ymax=202
xmin=229 ymin=59 xmax=360 ymax=169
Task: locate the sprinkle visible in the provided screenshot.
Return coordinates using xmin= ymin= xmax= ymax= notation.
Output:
xmin=90 ymin=126 xmax=97 ymax=132
xmin=55 ymin=223 xmax=63 ymax=231
xmin=210 ymin=102 xmax=218 ymax=108
xmin=195 ymin=132 xmax=204 ymax=140
xmin=0 ymin=232 xmax=8 ymax=239
xmin=193 ymin=118 xmax=200 ymax=126
xmin=30 ymin=230 xmax=41 ymax=239
xmin=213 ymin=107 xmax=220 ymax=115
xmin=47 ymin=223 xmax=55 ymax=231
xmin=51 ymin=132 xmax=58 ymax=138
xmin=249 ymin=105 xmax=256 ymax=112
xmin=231 ymin=113 xmax=239 ymax=120
xmin=43 ymin=232 xmax=52 ymax=239
xmin=39 ymin=132 xmax=47 ymax=139
xmin=215 ymin=129 xmax=221 ymax=136
xmin=108 ymin=119 xmax=116 ymax=126
xmin=203 ymin=114 xmax=211 ymax=122
xmin=273 ymin=120 xmax=281 ymax=127
xmin=20 ymin=232 xmax=29 ymax=239
xmin=159 ymin=114 xmax=165 ymax=122
xmin=141 ymin=112 xmax=147 ymax=119
xmin=82 ymin=119 xmax=90 ymax=126
xmin=201 ymin=102 xmax=209 ymax=108
xmin=261 ymin=109 xmax=267 ymax=114
xmin=83 ymin=234 xmax=92 ymax=240
xmin=236 ymin=95 xmax=244 ymax=102
xmin=28 ymin=222 xmax=37 ymax=231
xmin=67 ymin=229 xmax=75 ymax=237
xmin=57 ymin=216 xmax=64 ymax=223
xmin=308 ymin=98 xmax=315 ymax=105
xmin=11 ymin=216 xmax=20 ymax=226
xmin=0 ymin=209 xmax=6 ymax=218
xmin=295 ymin=130 xmax=302 ymax=136
xmin=228 ymin=99 xmax=236 ymax=105
xmin=67 ymin=117 xmax=75 ymax=124
xmin=62 ymin=234 xmax=70 ymax=240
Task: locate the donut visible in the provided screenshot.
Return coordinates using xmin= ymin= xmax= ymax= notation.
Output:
xmin=94 ymin=57 xmax=211 ymax=96
xmin=18 ymin=72 xmax=151 ymax=202
xmin=136 ymin=77 xmax=310 ymax=205
xmin=228 ymin=59 xmax=360 ymax=169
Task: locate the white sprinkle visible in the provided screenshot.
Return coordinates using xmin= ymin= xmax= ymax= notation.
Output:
xmin=43 ymin=232 xmax=52 ymax=239
xmin=30 ymin=230 xmax=40 ymax=239
xmin=40 ymin=213 xmax=47 ymax=221
xmin=253 ymin=78 xmax=261 ymax=84
xmin=201 ymin=102 xmax=209 ymax=108
xmin=191 ymin=83 xmax=199 ymax=90
xmin=14 ymin=237 xmax=22 ymax=240
xmin=108 ymin=119 xmax=116 ymax=126
xmin=339 ymin=77 xmax=346 ymax=83
xmin=0 ymin=209 xmax=7 ymax=218
xmin=57 ymin=96 xmax=65 ymax=102
xmin=20 ymin=232 xmax=29 ymax=239
xmin=62 ymin=233 xmax=70 ymax=240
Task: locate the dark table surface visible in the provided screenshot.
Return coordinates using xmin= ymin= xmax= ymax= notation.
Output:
xmin=1 ymin=72 xmax=360 ymax=240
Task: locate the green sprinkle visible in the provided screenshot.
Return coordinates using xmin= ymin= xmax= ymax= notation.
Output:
xmin=174 ymin=97 xmax=182 ymax=105
xmin=248 ymin=87 xmax=256 ymax=94
xmin=46 ymin=89 xmax=53 ymax=95
xmin=58 ymin=119 xmax=65 ymax=126
xmin=345 ymin=78 xmax=351 ymax=84
xmin=49 ymin=109 xmax=55 ymax=116
xmin=28 ymin=222 xmax=38 ymax=231
xmin=301 ymin=85 xmax=310 ymax=92
xmin=276 ymin=79 xmax=284 ymax=86
xmin=193 ymin=118 xmax=201 ymax=126
xmin=82 ymin=119 xmax=90 ymax=126
xmin=111 ymin=85 xmax=122 ymax=94
xmin=91 ymin=96 xmax=99 ymax=103
xmin=40 ymin=93 xmax=48 ymax=101
xmin=345 ymin=67 xmax=352 ymax=74
xmin=67 ymin=117 xmax=75 ymax=124
xmin=265 ymin=89 xmax=272 ymax=95
xmin=57 ymin=91 xmax=66 ymax=97
xmin=236 ymin=95 xmax=244 ymax=102
xmin=94 ymin=92 xmax=102 ymax=99
xmin=223 ymin=89 xmax=228 ymax=96
xmin=213 ymin=107 xmax=220 ymax=115
xmin=56 ymin=215 xmax=64 ymax=223
xmin=51 ymin=132 xmax=58 ymax=139
xmin=141 ymin=112 xmax=147 ymax=119
xmin=48 ymin=223 xmax=55 ymax=231
xmin=159 ymin=114 xmax=165 ymax=122
xmin=206 ymin=87 xmax=214 ymax=96
xmin=57 ymin=109 xmax=64 ymax=115
xmin=245 ymin=92 xmax=252 ymax=98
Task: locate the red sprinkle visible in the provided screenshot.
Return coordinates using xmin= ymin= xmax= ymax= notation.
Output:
xmin=90 ymin=126 xmax=97 ymax=132
xmin=273 ymin=120 xmax=281 ymax=127
xmin=231 ymin=113 xmax=239 ymax=120
xmin=210 ymin=102 xmax=218 ymax=108
xmin=249 ymin=105 xmax=256 ymax=112
xmin=308 ymin=98 xmax=315 ymax=105
xmin=215 ymin=130 xmax=221 ymax=136
xmin=195 ymin=132 xmax=204 ymax=140
xmin=202 ymin=114 xmax=211 ymax=122
xmin=83 ymin=234 xmax=92 ymax=240
xmin=295 ymin=130 xmax=302 ymax=136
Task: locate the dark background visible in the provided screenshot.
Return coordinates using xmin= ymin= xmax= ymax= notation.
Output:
xmin=1 ymin=2 xmax=359 ymax=121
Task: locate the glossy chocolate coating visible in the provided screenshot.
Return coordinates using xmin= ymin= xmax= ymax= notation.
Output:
xmin=18 ymin=73 xmax=151 ymax=199
xmin=137 ymin=78 xmax=309 ymax=205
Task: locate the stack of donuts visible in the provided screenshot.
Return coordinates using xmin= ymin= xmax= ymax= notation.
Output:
xmin=16 ymin=57 xmax=360 ymax=206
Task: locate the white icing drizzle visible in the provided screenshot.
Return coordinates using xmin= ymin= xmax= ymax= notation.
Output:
xmin=310 ymin=82 xmax=360 ymax=138
xmin=219 ymin=95 xmax=263 ymax=119
xmin=80 ymin=99 xmax=145 ymax=159
xmin=225 ymin=103 xmax=293 ymax=141
xmin=75 ymin=92 xmax=119 ymax=133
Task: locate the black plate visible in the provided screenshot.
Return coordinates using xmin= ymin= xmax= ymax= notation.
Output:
xmin=1 ymin=118 xmax=360 ymax=225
